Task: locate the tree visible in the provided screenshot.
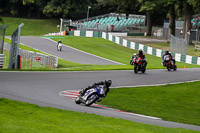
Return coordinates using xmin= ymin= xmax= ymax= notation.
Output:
xmin=34 ymin=0 xmax=51 ymax=18
xmin=67 ymin=0 xmax=97 ymax=20
xmin=167 ymin=0 xmax=176 ymax=36
xmin=42 ymin=0 xmax=96 ymax=19
xmin=182 ymin=1 xmax=193 ymax=39
xmin=138 ymin=0 xmax=157 ymax=36
xmin=188 ymin=0 xmax=200 ymax=14
xmin=0 ymin=17 xmax=3 ymax=23
xmin=43 ymin=0 xmax=70 ymax=18
xmin=109 ymin=0 xmax=139 ymax=13
xmin=23 ymin=0 xmax=35 ymax=18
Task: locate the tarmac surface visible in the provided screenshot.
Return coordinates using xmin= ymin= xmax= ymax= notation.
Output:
xmin=0 ymin=69 xmax=200 ymax=131
xmin=2 ymin=36 xmax=200 ymax=131
xmin=16 ymin=36 xmax=123 ymax=65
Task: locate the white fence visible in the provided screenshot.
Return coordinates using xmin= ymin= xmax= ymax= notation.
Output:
xmin=0 ymin=54 xmax=4 ymax=69
xmin=195 ymin=44 xmax=200 ymax=51
xmin=3 ymin=42 xmax=58 ymax=68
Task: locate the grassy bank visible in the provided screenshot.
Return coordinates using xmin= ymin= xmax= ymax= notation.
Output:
xmin=51 ymin=36 xmax=200 ymax=69
xmin=100 ymin=81 xmax=200 ymax=126
xmin=0 ymin=98 xmax=198 ymax=133
xmin=144 ymin=42 xmax=200 ymax=57
xmin=3 ymin=36 xmax=200 ymax=71
xmin=1 ymin=17 xmax=59 ymax=36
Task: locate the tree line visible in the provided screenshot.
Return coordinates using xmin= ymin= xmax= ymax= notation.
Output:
xmin=0 ymin=0 xmax=200 ymax=37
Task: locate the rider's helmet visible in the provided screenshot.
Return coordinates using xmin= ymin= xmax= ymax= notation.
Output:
xmin=105 ymin=80 xmax=112 ymax=87
xmin=139 ymin=49 xmax=143 ymax=55
xmin=165 ymin=50 xmax=169 ymax=55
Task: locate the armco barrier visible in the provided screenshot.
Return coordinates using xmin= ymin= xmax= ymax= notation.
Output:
xmin=3 ymin=42 xmax=58 ymax=68
xmin=69 ymin=30 xmax=200 ymax=65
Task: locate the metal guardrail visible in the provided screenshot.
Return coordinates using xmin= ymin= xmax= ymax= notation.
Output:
xmin=0 ymin=54 xmax=4 ymax=69
xmin=4 ymin=42 xmax=58 ymax=68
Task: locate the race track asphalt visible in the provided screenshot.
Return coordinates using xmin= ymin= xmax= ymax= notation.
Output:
xmin=0 ymin=69 xmax=200 ymax=131
xmin=2 ymin=36 xmax=200 ymax=131
xmin=17 ymin=36 xmax=123 ymax=65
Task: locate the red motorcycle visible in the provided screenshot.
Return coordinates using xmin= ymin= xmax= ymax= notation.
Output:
xmin=132 ymin=55 xmax=147 ymax=74
xmin=163 ymin=55 xmax=177 ymax=71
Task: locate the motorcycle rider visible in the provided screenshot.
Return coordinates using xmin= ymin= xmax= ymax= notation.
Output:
xmin=57 ymin=40 xmax=62 ymax=51
xmin=162 ymin=50 xmax=175 ymax=66
xmin=137 ymin=49 xmax=147 ymax=66
xmin=79 ymin=80 xmax=112 ymax=98
xmin=130 ymin=53 xmax=137 ymax=65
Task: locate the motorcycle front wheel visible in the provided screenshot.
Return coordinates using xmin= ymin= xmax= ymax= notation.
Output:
xmin=85 ymin=94 xmax=98 ymax=106
xmin=75 ymin=96 xmax=81 ymax=104
xmin=142 ymin=67 xmax=146 ymax=73
xmin=174 ymin=65 xmax=177 ymax=71
xmin=134 ymin=64 xmax=138 ymax=74
xmin=167 ymin=64 xmax=171 ymax=71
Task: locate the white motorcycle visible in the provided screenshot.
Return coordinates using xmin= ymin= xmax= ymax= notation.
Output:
xmin=57 ymin=43 xmax=62 ymax=51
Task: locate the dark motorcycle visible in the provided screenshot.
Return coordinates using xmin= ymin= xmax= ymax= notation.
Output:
xmin=130 ymin=55 xmax=147 ymax=74
xmin=163 ymin=55 xmax=177 ymax=71
xmin=75 ymin=85 xmax=107 ymax=106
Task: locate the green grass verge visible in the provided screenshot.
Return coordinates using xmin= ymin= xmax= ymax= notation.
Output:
xmin=3 ymin=51 xmax=51 ymax=70
xmin=51 ymin=36 xmax=200 ymax=69
xmin=144 ymin=42 xmax=200 ymax=57
xmin=100 ymin=81 xmax=200 ymax=126
xmin=2 ymin=51 xmax=9 ymax=69
xmin=1 ymin=17 xmax=59 ymax=36
xmin=0 ymin=98 xmax=198 ymax=133
xmin=3 ymin=36 xmax=200 ymax=71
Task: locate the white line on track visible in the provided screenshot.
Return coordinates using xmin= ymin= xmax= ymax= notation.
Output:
xmin=111 ymin=79 xmax=200 ymax=89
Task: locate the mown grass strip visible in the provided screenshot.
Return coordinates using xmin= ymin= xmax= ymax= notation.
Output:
xmin=0 ymin=98 xmax=198 ymax=133
xmin=100 ymin=81 xmax=200 ymax=126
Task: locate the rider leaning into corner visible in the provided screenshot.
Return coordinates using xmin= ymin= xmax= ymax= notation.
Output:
xmin=162 ymin=50 xmax=176 ymax=66
xmin=79 ymin=80 xmax=112 ymax=98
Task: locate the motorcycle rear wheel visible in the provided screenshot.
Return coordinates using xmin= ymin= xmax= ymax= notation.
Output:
xmin=85 ymin=94 xmax=98 ymax=106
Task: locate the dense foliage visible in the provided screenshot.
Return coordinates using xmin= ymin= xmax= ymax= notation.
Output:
xmin=0 ymin=0 xmax=200 ymax=37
